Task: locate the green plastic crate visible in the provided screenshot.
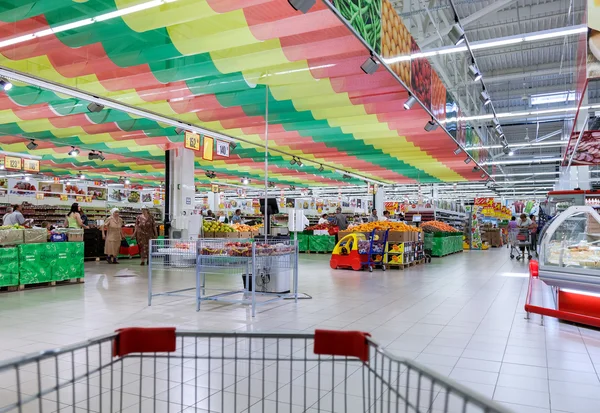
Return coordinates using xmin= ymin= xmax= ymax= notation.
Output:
xmin=0 ymin=247 xmax=19 ymax=287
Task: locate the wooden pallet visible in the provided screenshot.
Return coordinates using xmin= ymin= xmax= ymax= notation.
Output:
xmin=4 ymin=278 xmax=85 ymax=291
xmin=0 ymin=285 xmax=19 ymax=292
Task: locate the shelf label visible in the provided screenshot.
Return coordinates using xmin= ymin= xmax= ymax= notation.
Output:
xmin=60 ymin=194 xmax=68 ymax=201
xmin=35 ymin=193 xmax=44 ymax=200
xmin=4 ymin=156 xmax=22 ymax=170
xmin=184 ymin=131 xmax=200 ymax=151
xmin=85 ymin=195 xmax=92 ymax=203
xmin=53 ymin=177 xmax=60 ymax=183
xmin=23 ymin=158 xmax=40 ymax=172
xmin=211 ymin=184 xmax=219 ymax=193
xmin=76 ymin=195 xmax=84 ymax=202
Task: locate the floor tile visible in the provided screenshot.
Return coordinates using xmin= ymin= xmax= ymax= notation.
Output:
xmin=493 ymin=386 xmax=550 ymax=409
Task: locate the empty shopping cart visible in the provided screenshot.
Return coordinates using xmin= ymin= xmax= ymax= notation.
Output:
xmin=0 ymin=328 xmax=513 ymax=413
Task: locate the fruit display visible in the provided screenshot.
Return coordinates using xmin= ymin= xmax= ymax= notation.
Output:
xmin=381 ymin=0 xmax=410 ymax=85
xmin=203 ymin=221 xmax=235 ymax=233
xmin=333 ymin=0 xmax=381 ymax=54
xmin=348 ymin=221 xmax=420 ymax=232
xmin=87 ymin=187 xmax=107 ymax=201
xmin=65 ymin=184 xmax=85 ymax=195
xmin=421 ymin=221 xmax=459 ymax=233
xmin=410 ymin=38 xmax=432 ymax=110
xmin=0 ymin=224 xmax=25 ymax=230
xmin=305 ymin=223 xmax=335 ymax=231
xmin=13 ymin=181 xmax=36 ymax=191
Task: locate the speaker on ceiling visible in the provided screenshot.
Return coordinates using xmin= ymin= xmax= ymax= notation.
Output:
xmin=288 ymin=0 xmax=316 ymax=13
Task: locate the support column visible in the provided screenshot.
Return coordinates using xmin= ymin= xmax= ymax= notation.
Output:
xmin=167 ymin=147 xmax=198 ymax=239
xmin=374 ymin=186 xmax=385 ymax=218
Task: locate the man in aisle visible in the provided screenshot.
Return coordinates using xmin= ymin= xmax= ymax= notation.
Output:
xmin=4 ymin=205 xmax=24 ymax=226
xmin=368 ymin=209 xmax=378 ymax=222
xmin=2 ymin=206 xmax=13 ymax=225
xmin=231 ymin=209 xmax=243 ymax=224
xmin=529 ymin=214 xmax=538 ymax=254
xmin=334 ymin=207 xmax=348 ymax=230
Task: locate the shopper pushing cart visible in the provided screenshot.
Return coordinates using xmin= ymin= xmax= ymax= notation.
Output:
xmin=510 ymin=213 xmax=534 ymax=261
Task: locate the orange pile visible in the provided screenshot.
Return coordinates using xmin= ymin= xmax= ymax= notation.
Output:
xmin=421 ymin=221 xmax=459 ymax=233
xmin=348 ymin=221 xmax=420 ymax=232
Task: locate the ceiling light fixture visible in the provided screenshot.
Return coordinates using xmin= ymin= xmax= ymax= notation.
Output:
xmin=175 ymin=127 xmax=184 ymax=135
xmin=124 ymin=179 xmax=130 ymax=185
xmin=448 ymin=23 xmax=465 ymax=45
xmin=509 ymin=150 xmax=515 ymax=156
xmin=453 ymin=147 xmax=462 ymax=155
xmin=0 ymin=78 xmax=12 ymax=91
xmin=480 ymin=173 xmax=487 ymax=179
xmin=87 ymin=102 xmax=104 ymax=113
xmin=360 ymin=56 xmax=379 ymax=75
xmin=229 ymin=141 xmax=237 ymax=151
xmin=289 ymin=185 xmax=296 ymax=190
xmin=472 ymin=166 xmax=480 ymax=172
xmin=464 ymin=158 xmax=472 ymax=164
xmin=68 ymin=147 xmax=80 ymax=156
xmin=468 ymin=64 xmax=482 ymax=81
xmin=403 ymin=95 xmax=417 ymax=110
xmin=318 ymin=164 xmax=324 ymax=172
xmin=97 ymin=151 xmax=105 ymax=161
xmin=297 ymin=159 xmax=304 ymax=167
xmin=88 ymin=151 xmax=98 ymax=160
xmin=26 ymin=139 xmax=38 ymax=150
xmin=287 ymin=0 xmax=316 ymax=13
xmin=424 ymin=119 xmax=438 ymax=132
xmin=79 ymin=172 xmax=85 ymax=179
xmin=242 ymin=177 xmax=249 ymax=185
xmin=480 ymin=90 xmax=491 ymax=106
xmin=289 ymin=158 xmax=296 ymax=166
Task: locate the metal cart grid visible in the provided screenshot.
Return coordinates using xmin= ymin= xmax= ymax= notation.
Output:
xmin=0 ymin=328 xmax=512 ymax=413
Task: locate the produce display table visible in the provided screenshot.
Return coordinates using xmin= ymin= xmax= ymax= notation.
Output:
xmin=429 ymin=234 xmax=463 ymax=257
xmin=308 ymin=235 xmax=336 ymax=253
xmin=0 ymin=242 xmax=84 ymax=290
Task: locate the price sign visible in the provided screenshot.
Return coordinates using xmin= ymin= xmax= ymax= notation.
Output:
xmin=4 ymin=156 xmax=22 ymax=170
xmin=184 ymin=131 xmax=200 ymax=151
xmin=85 ymin=195 xmax=92 ymax=203
xmin=53 ymin=177 xmax=60 ymax=184
xmin=23 ymin=159 xmax=40 ymax=172
xmin=211 ymin=184 xmax=219 ymax=193
xmin=202 ymin=135 xmax=214 ymax=161
xmin=36 ymin=193 xmax=44 ymax=200
xmin=216 ymin=140 xmax=229 ymax=157
xmin=60 ymin=194 xmax=68 ymax=201
xmin=76 ymin=195 xmax=84 ymax=202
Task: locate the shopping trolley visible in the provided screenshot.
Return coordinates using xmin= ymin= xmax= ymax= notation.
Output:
xmin=0 ymin=328 xmax=511 ymax=413
xmin=509 ymin=228 xmax=533 ymax=261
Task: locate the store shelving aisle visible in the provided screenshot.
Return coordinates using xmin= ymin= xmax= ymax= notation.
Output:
xmin=0 ymin=249 xmax=599 ymax=412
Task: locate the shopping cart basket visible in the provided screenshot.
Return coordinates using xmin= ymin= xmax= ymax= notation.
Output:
xmin=0 ymin=328 xmax=511 ymax=413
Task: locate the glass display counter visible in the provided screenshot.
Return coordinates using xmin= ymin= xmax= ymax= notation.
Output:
xmin=539 ymin=206 xmax=600 ymax=293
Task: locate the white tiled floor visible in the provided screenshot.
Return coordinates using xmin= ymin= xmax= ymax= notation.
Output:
xmin=1 ymin=248 xmax=600 ymax=412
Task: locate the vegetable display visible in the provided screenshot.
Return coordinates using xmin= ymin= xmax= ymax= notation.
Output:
xmin=421 ymin=221 xmax=459 ymax=233
xmin=333 ymin=0 xmax=382 ymax=55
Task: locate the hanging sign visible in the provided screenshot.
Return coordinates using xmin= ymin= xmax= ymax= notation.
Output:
xmin=60 ymin=194 xmax=68 ymax=201
xmin=202 ymin=135 xmax=214 ymax=161
xmin=23 ymin=159 xmax=40 ymax=173
xmin=35 ymin=193 xmax=44 ymax=200
xmin=4 ymin=156 xmax=22 ymax=171
xmin=184 ymin=131 xmax=200 ymax=151
xmin=211 ymin=184 xmax=219 ymax=193
xmin=215 ymin=140 xmax=230 ymax=157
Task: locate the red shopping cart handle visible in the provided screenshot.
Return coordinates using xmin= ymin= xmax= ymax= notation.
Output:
xmin=314 ymin=329 xmax=371 ymax=362
xmin=113 ymin=327 xmax=177 ymax=357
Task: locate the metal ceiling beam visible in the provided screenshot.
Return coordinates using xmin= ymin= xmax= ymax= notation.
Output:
xmin=418 ymin=0 xmax=517 ymax=47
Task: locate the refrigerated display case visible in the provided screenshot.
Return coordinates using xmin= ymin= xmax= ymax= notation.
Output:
xmin=539 ymin=206 xmax=600 ymax=292
xmin=526 ymin=206 xmax=600 ymax=328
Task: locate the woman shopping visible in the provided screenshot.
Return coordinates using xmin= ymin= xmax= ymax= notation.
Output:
xmin=103 ymin=208 xmax=124 ymax=264
xmin=132 ymin=207 xmax=157 ymax=266
xmin=64 ymin=203 xmax=89 ymax=229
